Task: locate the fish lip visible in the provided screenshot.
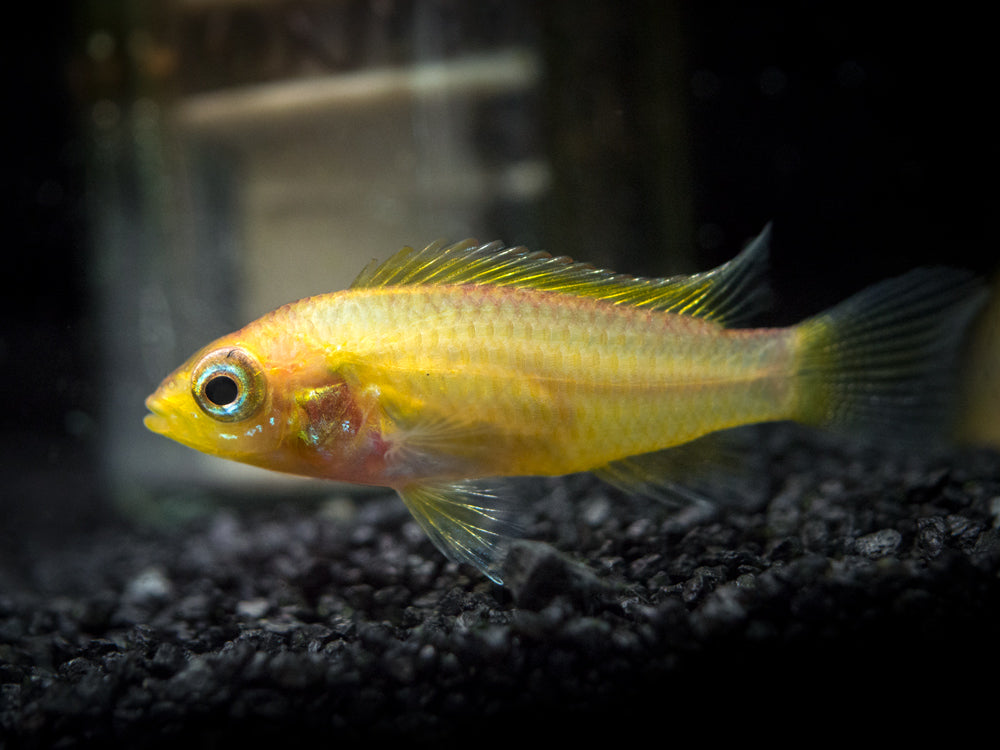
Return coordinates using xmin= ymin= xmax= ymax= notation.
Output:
xmin=143 ymin=411 xmax=169 ymax=435
xmin=143 ymin=393 xmax=171 ymax=434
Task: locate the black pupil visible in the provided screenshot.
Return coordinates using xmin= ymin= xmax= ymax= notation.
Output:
xmin=205 ymin=375 xmax=239 ymax=406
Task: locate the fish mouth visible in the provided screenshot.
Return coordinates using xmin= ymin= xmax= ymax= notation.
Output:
xmin=143 ymin=394 xmax=172 ymax=435
xmin=143 ymin=411 xmax=169 ymax=435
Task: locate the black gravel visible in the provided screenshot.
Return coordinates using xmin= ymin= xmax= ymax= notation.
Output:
xmin=3 ymin=424 xmax=999 ymax=746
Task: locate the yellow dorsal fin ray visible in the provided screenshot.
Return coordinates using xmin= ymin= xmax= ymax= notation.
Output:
xmin=351 ymin=224 xmax=773 ymax=325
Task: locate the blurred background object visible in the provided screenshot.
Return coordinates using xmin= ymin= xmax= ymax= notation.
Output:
xmin=77 ymin=0 xmax=700 ymax=520
xmin=85 ymin=1 xmax=552 ymax=508
xmin=3 ymin=0 xmax=996 ymax=543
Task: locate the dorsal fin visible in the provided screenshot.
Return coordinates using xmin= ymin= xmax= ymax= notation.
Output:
xmin=351 ymin=224 xmax=772 ymax=324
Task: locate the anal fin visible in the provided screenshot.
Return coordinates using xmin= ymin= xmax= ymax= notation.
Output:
xmin=593 ymin=427 xmax=766 ymax=509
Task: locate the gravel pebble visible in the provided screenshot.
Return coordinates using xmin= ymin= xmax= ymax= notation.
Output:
xmin=2 ymin=427 xmax=999 ymax=745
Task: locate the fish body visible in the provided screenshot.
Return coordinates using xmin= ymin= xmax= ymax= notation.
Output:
xmin=145 ymin=227 xmax=984 ymax=582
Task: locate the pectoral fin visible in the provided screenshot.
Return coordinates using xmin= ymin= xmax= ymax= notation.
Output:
xmin=397 ymin=480 xmax=521 ymax=584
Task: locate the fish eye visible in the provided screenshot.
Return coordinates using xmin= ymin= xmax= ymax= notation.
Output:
xmin=191 ymin=348 xmax=266 ymax=422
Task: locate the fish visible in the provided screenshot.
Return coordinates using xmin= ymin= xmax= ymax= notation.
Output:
xmin=144 ymin=225 xmax=985 ymax=583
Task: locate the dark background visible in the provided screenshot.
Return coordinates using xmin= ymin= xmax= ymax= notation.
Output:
xmin=3 ymin=1 xmax=996 ymax=549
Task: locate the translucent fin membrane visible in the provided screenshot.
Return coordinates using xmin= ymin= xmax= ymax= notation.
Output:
xmin=352 ymin=225 xmax=773 ymax=325
xmin=594 ymin=427 xmax=768 ymax=509
xmin=398 ymin=481 xmax=522 ymax=584
xmin=795 ymin=266 xmax=987 ymax=440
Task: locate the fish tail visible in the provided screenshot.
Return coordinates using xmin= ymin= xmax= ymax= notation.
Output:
xmin=793 ymin=267 xmax=986 ymax=441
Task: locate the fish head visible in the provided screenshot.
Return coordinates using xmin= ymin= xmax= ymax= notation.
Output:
xmin=144 ymin=338 xmax=296 ymax=466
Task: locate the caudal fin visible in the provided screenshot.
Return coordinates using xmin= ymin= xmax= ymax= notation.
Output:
xmin=794 ymin=266 xmax=986 ymax=442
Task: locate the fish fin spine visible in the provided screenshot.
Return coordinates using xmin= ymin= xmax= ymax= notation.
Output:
xmin=350 ymin=225 xmax=773 ymax=324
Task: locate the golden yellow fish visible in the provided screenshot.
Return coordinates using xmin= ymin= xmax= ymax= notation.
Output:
xmin=145 ymin=226 xmax=984 ymax=582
